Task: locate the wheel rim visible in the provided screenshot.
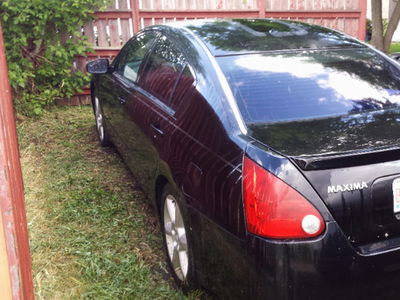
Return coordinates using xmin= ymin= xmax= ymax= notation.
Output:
xmin=94 ymin=96 xmax=105 ymax=142
xmin=163 ymin=194 xmax=188 ymax=281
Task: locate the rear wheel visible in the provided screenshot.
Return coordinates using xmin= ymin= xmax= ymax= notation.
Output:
xmin=161 ymin=184 xmax=196 ymax=289
xmin=93 ymin=95 xmax=110 ymax=147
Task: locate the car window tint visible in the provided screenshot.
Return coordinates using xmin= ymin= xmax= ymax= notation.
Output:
xmin=217 ymin=49 xmax=400 ymax=123
xmin=115 ymin=32 xmax=157 ymax=83
xmin=170 ymin=65 xmax=195 ymax=111
xmin=140 ymin=36 xmax=187 ymax=105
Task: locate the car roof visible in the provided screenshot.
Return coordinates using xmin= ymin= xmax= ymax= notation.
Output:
xmin=160 ymin=18 xmax=365 ymax=57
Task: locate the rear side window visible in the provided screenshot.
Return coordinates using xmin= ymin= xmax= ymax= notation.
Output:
xmin=170 ymin=65 xmax=195 ymax=111
xmin=217 ymin=49 xmax=400 ymax=123
xmin=115 ymin=32 xmax=157 ymax=83
xmin=140 ymin=35 xmax=190 ymax=106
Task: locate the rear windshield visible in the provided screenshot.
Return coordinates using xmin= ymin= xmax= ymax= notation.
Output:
xmin=217 ymin=49 xmax=400 ymax=123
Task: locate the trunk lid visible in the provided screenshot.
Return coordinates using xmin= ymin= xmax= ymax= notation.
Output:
xmin=248 ymin=109 xmax=400 ymax=250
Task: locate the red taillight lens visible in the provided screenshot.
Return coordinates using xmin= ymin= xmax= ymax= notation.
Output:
xmin=243 ymin=157 xmax=325 ymax=239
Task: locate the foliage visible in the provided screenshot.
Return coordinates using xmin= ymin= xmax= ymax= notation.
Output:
xmin=390 ymin=42 xmax=400 ymax=53
xmin=0 ymin=0 xmax=109 ymax=116
xmin=18 ymin=106 xmax=210 ymax=299
xmin=366 ymin=19 xmax=388 ymax=42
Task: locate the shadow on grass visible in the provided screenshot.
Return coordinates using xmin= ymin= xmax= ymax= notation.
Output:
xmin=18 ymin=105 xmax=210 ymax=300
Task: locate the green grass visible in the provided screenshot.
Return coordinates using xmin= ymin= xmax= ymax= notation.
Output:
xmin=390 ymin=42 xmax=400 ymax=53
xmin=18 ymin=106 xmax=209 ymax=300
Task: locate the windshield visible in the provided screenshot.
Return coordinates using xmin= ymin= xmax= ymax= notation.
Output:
xmin=217 ymin=49 xmax=400 ymax=123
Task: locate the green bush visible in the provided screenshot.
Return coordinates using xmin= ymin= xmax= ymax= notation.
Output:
xmin=0 ymin=0 xmax=109 ymax=116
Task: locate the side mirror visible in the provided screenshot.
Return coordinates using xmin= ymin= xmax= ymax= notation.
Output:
xmin=87 ymin=59 xmax=112 ymax=74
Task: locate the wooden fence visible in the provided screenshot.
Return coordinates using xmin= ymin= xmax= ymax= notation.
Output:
xmin=69 ymin=0 xmax=367 ymax=105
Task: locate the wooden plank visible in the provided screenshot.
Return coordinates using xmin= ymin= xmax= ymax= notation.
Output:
xmin=0 ymin=214 xmax=12 ymax=300
xmin=346 ymin=0 xmax=357 ymax=10
xmin=75 ymin=56 xmax=87 ymax=73
xmin=313 ymin=0 xmax=322 ymax=10
xmin=141 ymin=0 xmax=152 ymax=9
xmin=312 ymin=18 xmax=323 ymax=26
xmin=297 ymin=0 xmax=305 ymax=10
xmin=109 ymin=19 xmax=120 ymax=46
xmin=143 ymin=18 xmax=153 ymax=27
xmin=272 ymin=0 xmax=287 ymax=10
xmin=205 ymin=0 xmax=214 ymax=9
xmin=0 ymin=24 xmax=34 ymax=300
xmin=246 ymin=0 xmax=257 ymax=9
xmin=130 ymin=0 xmax=141 ymax=32
xmin=96 ymin=19 xmax=109 ymax=47
xmin=120 ymin=18 xmax=131 ymax=44
xmin=154 ymin=18 xmax=164 ymax=24
xmin=348 ymin=18 xmax=359 ymax=38
xmin=335 ymin=0 xmax=345 ymax=10
xmin=289 ymin=0 xmax=296 ymax=10
xmin=337 ymin=18 xmax=346 ymax=32
xmin=139 ymin=10 xmax=260 ymax=19
xmin=83 ymin=21 xmax=96 ymax=45
xmin=259 ymin=0 xmax=266 ymax=17
xmin=84 ymin=47 xmax=121 ymax=57
xmin=154 ymin=0 xmax=165 ymax=9
xmin=175 ymin=0 xmax=185 ymax=9
xmin=138 ymin=10 xmax=360 ymax=20
xmin=304 ymin=0 xmax=313 ymax=10
xmin=262 ymin=10 xmax=360 ymax=19
xmin=195 ymin=0 xmax=204 ymax=9
xmin=165 ymin=17 xmax=175 ymax=23
xmin=186 ymin=0 xmax=196 ymax=9
xmin=119 ymin=0 xmax=128 ymax=9
xmin=358 ymin=0 xmax=367 ymax=40
xmin=105 ymin=0 xmax=117 ymax=10
xmin=93 ymin=11 xmax=133 ymax=19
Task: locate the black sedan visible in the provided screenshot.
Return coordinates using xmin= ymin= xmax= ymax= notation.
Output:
xmin=87 ymin=19 xmax=400 ymax=299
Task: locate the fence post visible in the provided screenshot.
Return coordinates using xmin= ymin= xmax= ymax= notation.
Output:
xmin=258 ymin=0 xmax=265 ymax=18
xmin=0 ymin=21 xmax=34 ymax=300
xmin=130 ymin=0 xmax=141 ymax=33
xmin=359 ymin=0 xmax=367 ymax=40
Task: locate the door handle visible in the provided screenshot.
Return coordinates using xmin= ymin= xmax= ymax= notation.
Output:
xmin=150 ymin=123 xmax=164 ymax=137
xmin=118 ymin=96 xmax=126 ymax=105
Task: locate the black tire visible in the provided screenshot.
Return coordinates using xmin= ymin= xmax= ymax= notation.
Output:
xmin=160 ymin=184 xmax=197 ymax=291
xmin=92 ymin=94 xmax=111 ymax=147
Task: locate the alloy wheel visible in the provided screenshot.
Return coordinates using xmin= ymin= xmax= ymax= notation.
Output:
xmin=163 ymin=194 xmax=189 ymax=281
xmin=94 ymin=96 xmax=105 ymax=142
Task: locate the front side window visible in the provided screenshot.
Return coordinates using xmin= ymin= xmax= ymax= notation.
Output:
xmin=140 ymin=35 xmax=188 ymax=106
xmin=115 ymin=32 xmax=157 ymax=83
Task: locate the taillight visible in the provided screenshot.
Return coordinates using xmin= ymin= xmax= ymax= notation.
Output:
xmin=243 ymin=157 xmax=325 ymax=239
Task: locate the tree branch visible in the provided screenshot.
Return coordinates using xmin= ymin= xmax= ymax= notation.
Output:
xmin=371 ymin=0 xmax=384 ymax=51
xmin=384 ymin=1 xmax=400 ymax=53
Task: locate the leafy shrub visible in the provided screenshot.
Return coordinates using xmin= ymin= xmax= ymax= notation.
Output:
xmin=0 ymin=0 xmax=109 ymax=116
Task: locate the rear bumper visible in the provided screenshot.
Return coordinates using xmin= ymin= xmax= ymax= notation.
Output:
xmin=196 ymin=214 xmax=400 ymax=299
xmin=248 ymin=222 xmax=400 ymax=300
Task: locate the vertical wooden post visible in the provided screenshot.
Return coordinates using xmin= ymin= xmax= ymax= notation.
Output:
xmin=358 ymin=0 xmax=368 ymax=40
xmin=130 ymin=0 xmax=141 ymax=33
xmin=0 ymin=22 xmax=34 ymax=300
xmin=258 ymin=0 xmax=266 ymax=18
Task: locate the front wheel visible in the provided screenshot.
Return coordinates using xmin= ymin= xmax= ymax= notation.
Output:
xmin=161 ymin=184 xmax=197 ymax=290
xmin=93 ymin=94 xmax=110 ymax=147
